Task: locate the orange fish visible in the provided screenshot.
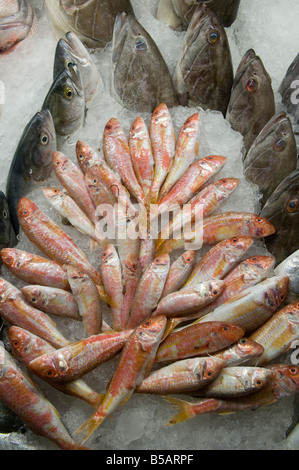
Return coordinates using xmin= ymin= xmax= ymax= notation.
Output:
xmin=129 ymin=116 xmax=154 ymax=197
xmin=164 ymin=364 xmax=299 ymax=426
xmin=161 ymin=250 xmax=196 ymax=298
xmin=101 ymin=244 xmax=124 ymax=331
xmin=17 ymin=198 xmax=105 ymax=296
xmin=127 ymin=254 xmax=170 ymax=329
xmin=147 ymin=103 xmax=176 ymax=204
xmin=159 ymin=112 xmax=201 ymax=201
xmin=0 ymin=248 xmax=70 ymax=290
xmin=0 ymin=345 xmax=88 ymax=450
xmin=103 ymin=118 xmax=145 ymax=204
xmin=73 ymin=315 xmax=167 ymax=444
xmin=155 ymin=321 xmax=244 ymax=363
xmin=9 ymin=326 xmax=103 ymax=409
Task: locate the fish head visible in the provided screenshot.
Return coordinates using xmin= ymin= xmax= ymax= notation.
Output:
xmin=76 ymin=140 xmax=97 ymax=172
xmin=221 ymin=236 xmax=254 ymax=263
xmin=101 ymin=244 xmax=118 ymax=265
xmin=66 ymin=265 xmax=89 ymax=287
xmin=42 ymin=187 xmax=64 ymax=205
xmin=246 ymin=214 xmax=276 ymax=239
xmin=0 ymin=248 xmax=27 ymax=270
xmin=269 ymin=365 xmax=299 ymax=397
xmin=249 ymin=367 xmax=273 ymax=390
xmin=213 ymin=178 xmax=240 ymax=196
xmin=52 ymin=151 xmax=70 ymax=173
xmin=260 ymin=169 xmax=299 ymax=264
xmin=241 ymin=255 xmax=275 ymax=282
xmin=136 ymin=315 xmax=167 ymax=352
xmin=214 ymin=321 xmax=245 ymax=345
xmin=124 ymin=254 xmax=140 ymax=277
xmin=8 ymin=326 xmax=50 ymax=363
xmin=198 ymin=356 xmax=225 ymax=382
xmin=181 ymin=250 xmax=196 ymax=266
xmin=26 ymin=109 xmax=57 ymax=182
xmin=235 ymin=337 xmax=265 ymax=361
xmin=200 ymin=155 xmax=227 ymax=173
xmin=263 ymin=276 xmax=289 ymax=312
xmin=17 ymin=197 xmax=40 ymax=228
xmin=43 ymin=64 xmax=85 ymax=136
xmin=0 ymin=192 xmax=17 ymax=248
xmin=152 ymin=254 xmax=170 ymax=272
xmin=103 ymin=118 xmax=123 ymax=140
xmin=202 ymin=279 xmax=225 ymax=299
xmin=29 ymin=352 xmax=69 ymax=381
xmin=284 ymin=301 xmax=299 ymax=333
xmin=130 ymin=117 xmax=147 ymax=140
xmin=21 ymin=286 xmax=45 ymax=308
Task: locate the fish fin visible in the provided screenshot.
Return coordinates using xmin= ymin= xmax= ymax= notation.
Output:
xmin=90 ymin=239 xmax=100 ymax=253
xmin=218 ymin=411 xmax=235 ymax=416
xmin=155 ymin=238 xmax=167 ymax=251
xmin=162 ymin=318 xmax=184 ymax=340
xmin=120 ymin=390 xmax=134 ymax=407
xmin=94 ymin=394 xmax=105 ymax=408
xmin=96 ymin=285 xmax=117 ymax=307
xmin=224 ymin=291 xmax=249 ymax=303
xmin=163 ymin=396 xmax=195 ymax=425
xmin=72 ymin=413 xmax=104 ymax=444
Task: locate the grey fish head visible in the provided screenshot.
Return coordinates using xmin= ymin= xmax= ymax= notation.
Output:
xmin=171 ymin=0 xmax=240 ymax=28
xmin=0 ymin=0 xmax=34 ymax=52
xmin=56 ymin=0 xmax=135 ymax=48
xmin=279 ymin=53 xmax=299 ymax=124
xmin=227 ymin=49 xmax=275 ymax=151
xmin=43 ymin=64 xmax=85 ymax=136
xmin=112 ymin=13 xmax=178 ymax=112
xmin=0 ymin=192 xmax=17 ymax=250
xmin=260 ymin=169 xmax=299 ymax=264
xmin=53 ymin=32 xmax=100 ymax=103
xmin=174 ymin=4 xmax=233 ymax=113
xmin=243 ymin=112 xmax=298 ymax=206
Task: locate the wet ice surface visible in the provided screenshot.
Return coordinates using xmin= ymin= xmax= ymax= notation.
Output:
xmin=0 ymin=0 xmax=299 ymax=451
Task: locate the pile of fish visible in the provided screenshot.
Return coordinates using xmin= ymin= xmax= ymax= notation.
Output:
xmin=0 ymin=0 xmax=299 ymax=452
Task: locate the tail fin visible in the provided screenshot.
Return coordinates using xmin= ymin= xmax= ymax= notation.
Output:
xmin=72 ymin=413 xmax=104 ymax=445
xmin=163 ymin=396 xmax=220 ymax=425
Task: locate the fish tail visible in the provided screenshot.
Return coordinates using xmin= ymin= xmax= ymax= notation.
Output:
xmin=96 ymin=285 xmax=118 ymax=307
xmin=72 ymin=413 xmax=104 ymax=444
xmin=163 ymin=396 xmax=220 ymax=425
xmin=155 ymin=237 xmax=167 ymax=251
xmin=94 ymin=393 xmax=105 ymax=409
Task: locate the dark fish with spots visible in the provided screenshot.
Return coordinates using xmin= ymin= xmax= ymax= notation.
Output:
xmin=6 ymin=109 xmax=56 ymax=235
xmin=174 ymin=4 xmax=233 ymax=115
xmin=171 ymin=0 xmax=240 ymax=29
xmin=226 ymin=49 xmax=275 ymax=154
xmin=43 ymin=63 xmax=85 ymax=136
xmin=279 ymin=53 xmax=299 ymax=134
xmin=53 ymin=31 xmax=101 ymax=104
xmin=112 ymin=13 xmax=179 ymax=113
xmin=243 ymin=112 xmax=298 ymax=207
xmin=45 ymin=0 xmax=134 ymax=49
xmin=0 ymin=0 xmax=34 ymax=52
xmin=260 ymin=169 xmax=299 ymax=265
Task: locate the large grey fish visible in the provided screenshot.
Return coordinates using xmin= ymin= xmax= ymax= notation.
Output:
xmin=0 ymin=0 xmax=34 ymax=53
xmin=0 ymin=192 xmax=17 ymax=255
xmin=226 ymin=49 xmax=275 ymax=155
xmin=45 ymin=0 xmax=134 ymax=49
xmin=171 ymin=0 xmax=240 ymax=29
xmin=6 ymin=109 xmax=56 ymax=235
xmin=243 ymin=112 xmax=298 ymax=207
xmin=53 ymin=31 xmax=101 ymax=104
xmin=173 ymin=4 xmax=233 ymax=115
xmin=279 ymin=53 xmax=299 ymax=134
xmin=112 ymin=12 xmax=179 ymax=113
xmin=260 ymin=169 xmax=299 ymax=265
xmin=43 ymin=63 xmax=85 ymax=136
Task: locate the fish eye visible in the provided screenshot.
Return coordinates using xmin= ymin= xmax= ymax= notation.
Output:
xmin=64 ymin=86 xmax=74 ymax=100
xmin=206 ymin=371 xmax=213 ymax=377
xmin=223 ymin=326 xmax=228 ymax=331
xmin=2 ymin=209 xmax=7 ymax=219
xmin=31 ymin=298 xmax=37 ymax=303
xmin=213 ymin=290 xmax=218 ymax=296
xmin=13 ymin=340 xmax=19 ymax=348
xmin=5 ymin=257 xmax=13 ymax=265
xmin=208 ymin=29 xmax=219 ymax=44
xmin=255 ymin=379 xmax=263 ymax=387
xmin=287 ymin=199 xmax=298 ymax=213
xmin=291 ymin=368 xmax=297 ymax=375
xmin=40 ymin=133 xmax=49 ymax=145
xmin=239 ymin=338 xmax=247 ymax=344
xmin=246 ymin=77 xmax=258 ymax=93
xmin=274 ymin=138 xmax=286 ymax=151
xmin=47 ymin=369 xmax=55 ymax=377
xmin=22 ymin=210 xmax=29 ymax=217
xmin=78 ymin=154 xmax=84 ymax=161
xmin=135 ymin=37 xmax=147 ymax=52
